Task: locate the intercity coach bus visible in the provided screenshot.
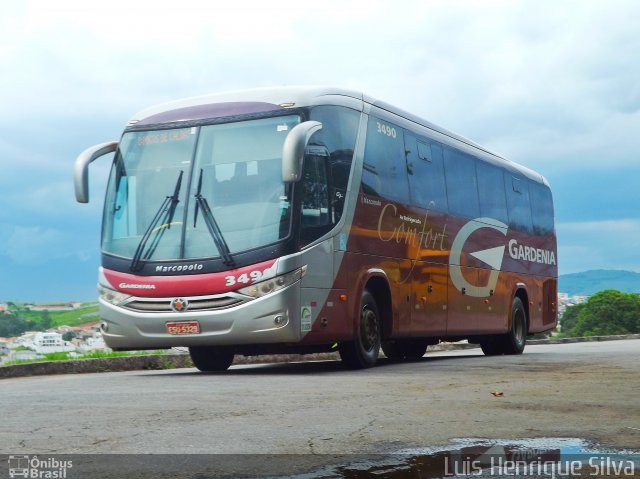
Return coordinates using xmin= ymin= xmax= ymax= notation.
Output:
xmin=75 ymin=87 xmax=557 ymax=371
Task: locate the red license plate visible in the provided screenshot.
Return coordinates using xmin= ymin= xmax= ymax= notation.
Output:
xmin=166 ymin=321 xmax=201 ymax=335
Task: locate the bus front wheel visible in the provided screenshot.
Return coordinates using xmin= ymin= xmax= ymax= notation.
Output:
xmin=339 ymin=291 xmax=381 ymax=369
xmin=189 ymin=346 xmax=234 ymax=372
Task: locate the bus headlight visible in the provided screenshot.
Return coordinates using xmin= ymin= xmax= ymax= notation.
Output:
xmin=98 ymin=284 xmax=131 ymax=306
xmin=238 ymin=266 xmax=306 ymax=299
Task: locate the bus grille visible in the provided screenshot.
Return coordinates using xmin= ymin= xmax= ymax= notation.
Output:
xmin=122 ymin=295 xmax=245 ymax=313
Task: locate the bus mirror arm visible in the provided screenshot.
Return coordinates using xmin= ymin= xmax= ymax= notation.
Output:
xmin=281 ymin=121 xmax=322 ymax=183
xmin=74 ymin=141 xmax=118 ymax=203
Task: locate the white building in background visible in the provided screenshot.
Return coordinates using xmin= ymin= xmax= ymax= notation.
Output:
xmin=7 ymin=349 xmax=38 ymax=363
xmin=27 ymin=303 xmax=83 ymax=312
xmin=572 ymin=295 xmax=589 ymax=304
xmin=32 ymin=332 xmax=75 ymax=354
xmin=13 ymin=331 xmax=38 ymax=348
xmin=77 ymin=333 xmax=108 ymax=353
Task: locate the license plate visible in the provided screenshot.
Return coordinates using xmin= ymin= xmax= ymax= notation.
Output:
xmin=166 ymin=321 xmax=201 ymax=335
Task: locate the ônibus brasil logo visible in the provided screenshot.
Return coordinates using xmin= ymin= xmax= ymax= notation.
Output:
xmin=449 ymin=218 xmax=556 ymax=298
xmin=8 ymin=455 xmax=72 ymax=478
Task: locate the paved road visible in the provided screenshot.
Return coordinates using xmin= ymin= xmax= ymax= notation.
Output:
xmin=1 ymin=340 xmax=638 ymax=461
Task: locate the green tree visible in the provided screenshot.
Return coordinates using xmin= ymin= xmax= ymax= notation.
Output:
xmin=62 ymin=331 xmax=77 ymax=342
xmin=560 ymin=303 xmax=585 ymax=333
xmin=40 ymin=311 xmax=52 ymax=329
xmin=570 ymin=290 xmax=640 ymax=337
xmin=0 ymin=312 xmax=33 ymax=337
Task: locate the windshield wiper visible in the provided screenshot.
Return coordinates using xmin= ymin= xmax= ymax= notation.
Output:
xmin=193 ymin=168 xmax=234 ymax=267
xmin=130 ymin=170 xmax=184 ymax=272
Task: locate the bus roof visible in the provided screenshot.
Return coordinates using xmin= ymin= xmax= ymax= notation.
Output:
xmin=128 ymin=86 xmax=549 ymax=187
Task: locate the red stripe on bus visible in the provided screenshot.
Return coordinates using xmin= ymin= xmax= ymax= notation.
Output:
xmin=102 ymin=259 xmax=278 ymax=298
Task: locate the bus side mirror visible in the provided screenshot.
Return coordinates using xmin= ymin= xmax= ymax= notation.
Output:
xmin=74 ymin=141 xmax=118 ymax=203
xmin=282 ymin=121 xmax=322 ymax=183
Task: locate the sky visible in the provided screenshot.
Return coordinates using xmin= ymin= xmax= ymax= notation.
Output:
xmin=1 ymin=0 xmax=639 ymax=302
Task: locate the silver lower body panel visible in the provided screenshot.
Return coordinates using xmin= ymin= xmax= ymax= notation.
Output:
xmin=99 ymin=283 xmax=301 ymax=349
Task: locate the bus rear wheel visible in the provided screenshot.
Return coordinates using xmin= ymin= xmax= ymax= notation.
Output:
xmin=189 ymin=346 xmax=234 ymax=372
xmin=339 ymin=291 xmax=381 ymax=369
xmin=480 ymin=296 xmax=527 ymax=356
xmin=502 ymin=296 xmax=527 ymax=355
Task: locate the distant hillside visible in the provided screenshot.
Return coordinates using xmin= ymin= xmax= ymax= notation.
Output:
xmin=559 ymin=270 xmax=640 ymax=296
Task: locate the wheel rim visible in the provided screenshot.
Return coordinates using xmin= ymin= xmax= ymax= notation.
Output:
xmin=360 ymin=306 xmax=379 ymax=353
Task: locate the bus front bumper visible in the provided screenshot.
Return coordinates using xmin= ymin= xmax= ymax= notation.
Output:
xmin=98 ymin=283 xmax=302 ymax=350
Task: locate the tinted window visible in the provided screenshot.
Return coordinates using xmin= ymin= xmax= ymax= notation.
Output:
xmin=477 ymin=161 xmax=508 ymax=223
xmin=309 ymin=106 xmax=360 ymax=223
xmin=405 ymin=132 xmax=448 ymax=212
xmin=362 ymin=116 xmax=409 ymax=204
xmin=505 ymin=174 xmax=533 ymax=233
xmin=443 ymin=147 xmax=480 ymax=218
xmin=301 ymin=155 xmax=330 ymax=226
xmin=529 ymin=181 xmax=554 ymax=235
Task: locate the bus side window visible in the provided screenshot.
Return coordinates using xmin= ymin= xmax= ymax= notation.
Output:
xmin=362 ymin=116 xmax=409 ymax=204
xmin=505 ymin=174 xmax=533 ymax=233
xmin=405 ymin=132 xmax=448 ymax=212
xmin=443 ymin=147 xmax=480 ymax=218
xmin=529 ymin=181 xmax=554 ymax=235
xmin=477 ymin=161 xmax=508 ymax=223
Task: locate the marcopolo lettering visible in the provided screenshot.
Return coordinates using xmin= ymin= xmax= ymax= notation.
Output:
xmin=508 ymin=239 xmax=556 ymax=265
xmin=155 ymin=263 xmax=204 ymax=273
xmin=362 ymin=196 xmax=381 ymax=206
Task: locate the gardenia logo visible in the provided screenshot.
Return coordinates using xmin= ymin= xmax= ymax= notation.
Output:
xmin=119 ymin=283 xmax=156 ymax=289
xmin=508 ymin=239 xmax=556 ymax=265
xmin=449 ymin=218 xmax=557 ymax=298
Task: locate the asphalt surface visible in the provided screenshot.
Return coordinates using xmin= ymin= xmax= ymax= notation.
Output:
xmin=1 ymin=340 xmax=639 ymax=476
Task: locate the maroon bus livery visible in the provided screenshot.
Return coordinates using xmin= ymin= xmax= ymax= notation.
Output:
xmin=74 ymin=87 xmax=557 ymax=370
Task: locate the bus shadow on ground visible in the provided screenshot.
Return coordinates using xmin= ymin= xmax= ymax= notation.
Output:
xmin=147 ymin=353 xmax=484 ymax=377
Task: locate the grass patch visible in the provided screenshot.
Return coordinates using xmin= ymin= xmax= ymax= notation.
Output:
xmin=43 ymin=352 xmax=74 ymax=361
xmin=79 ymin=350 xmax=165 ymax=359
xmin=10 ymin=303 xmax=99 ymax=328
xmin=2 ymin=349 xmax=169 ymax=367
xmin=48 ymin=304 xmax=100 ymax=327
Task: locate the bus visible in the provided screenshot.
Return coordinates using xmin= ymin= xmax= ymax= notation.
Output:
xmin=74 ymin=87 xmax=557 ymax=371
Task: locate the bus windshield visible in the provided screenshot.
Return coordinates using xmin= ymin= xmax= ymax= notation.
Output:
xmin=102 ymin=115 xmax=301 ymax=262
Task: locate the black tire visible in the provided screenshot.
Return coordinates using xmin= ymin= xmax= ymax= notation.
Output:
xmin=480 ymin=339 xmax=503 ymax=356
xmin=382 ymin=339 xmax=429 ymax=361
xmin=189 ymin=347 xmax=234 ymax=372
xmin=502 ymin=296 xmax=527 ymax=355
xmin=339 ymin=291 xmax=381 ymax=369
xmin=480 ymin=296 xmax=528 ymax=356
xmin=381 ymin=340 xmax=404 ymax=361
